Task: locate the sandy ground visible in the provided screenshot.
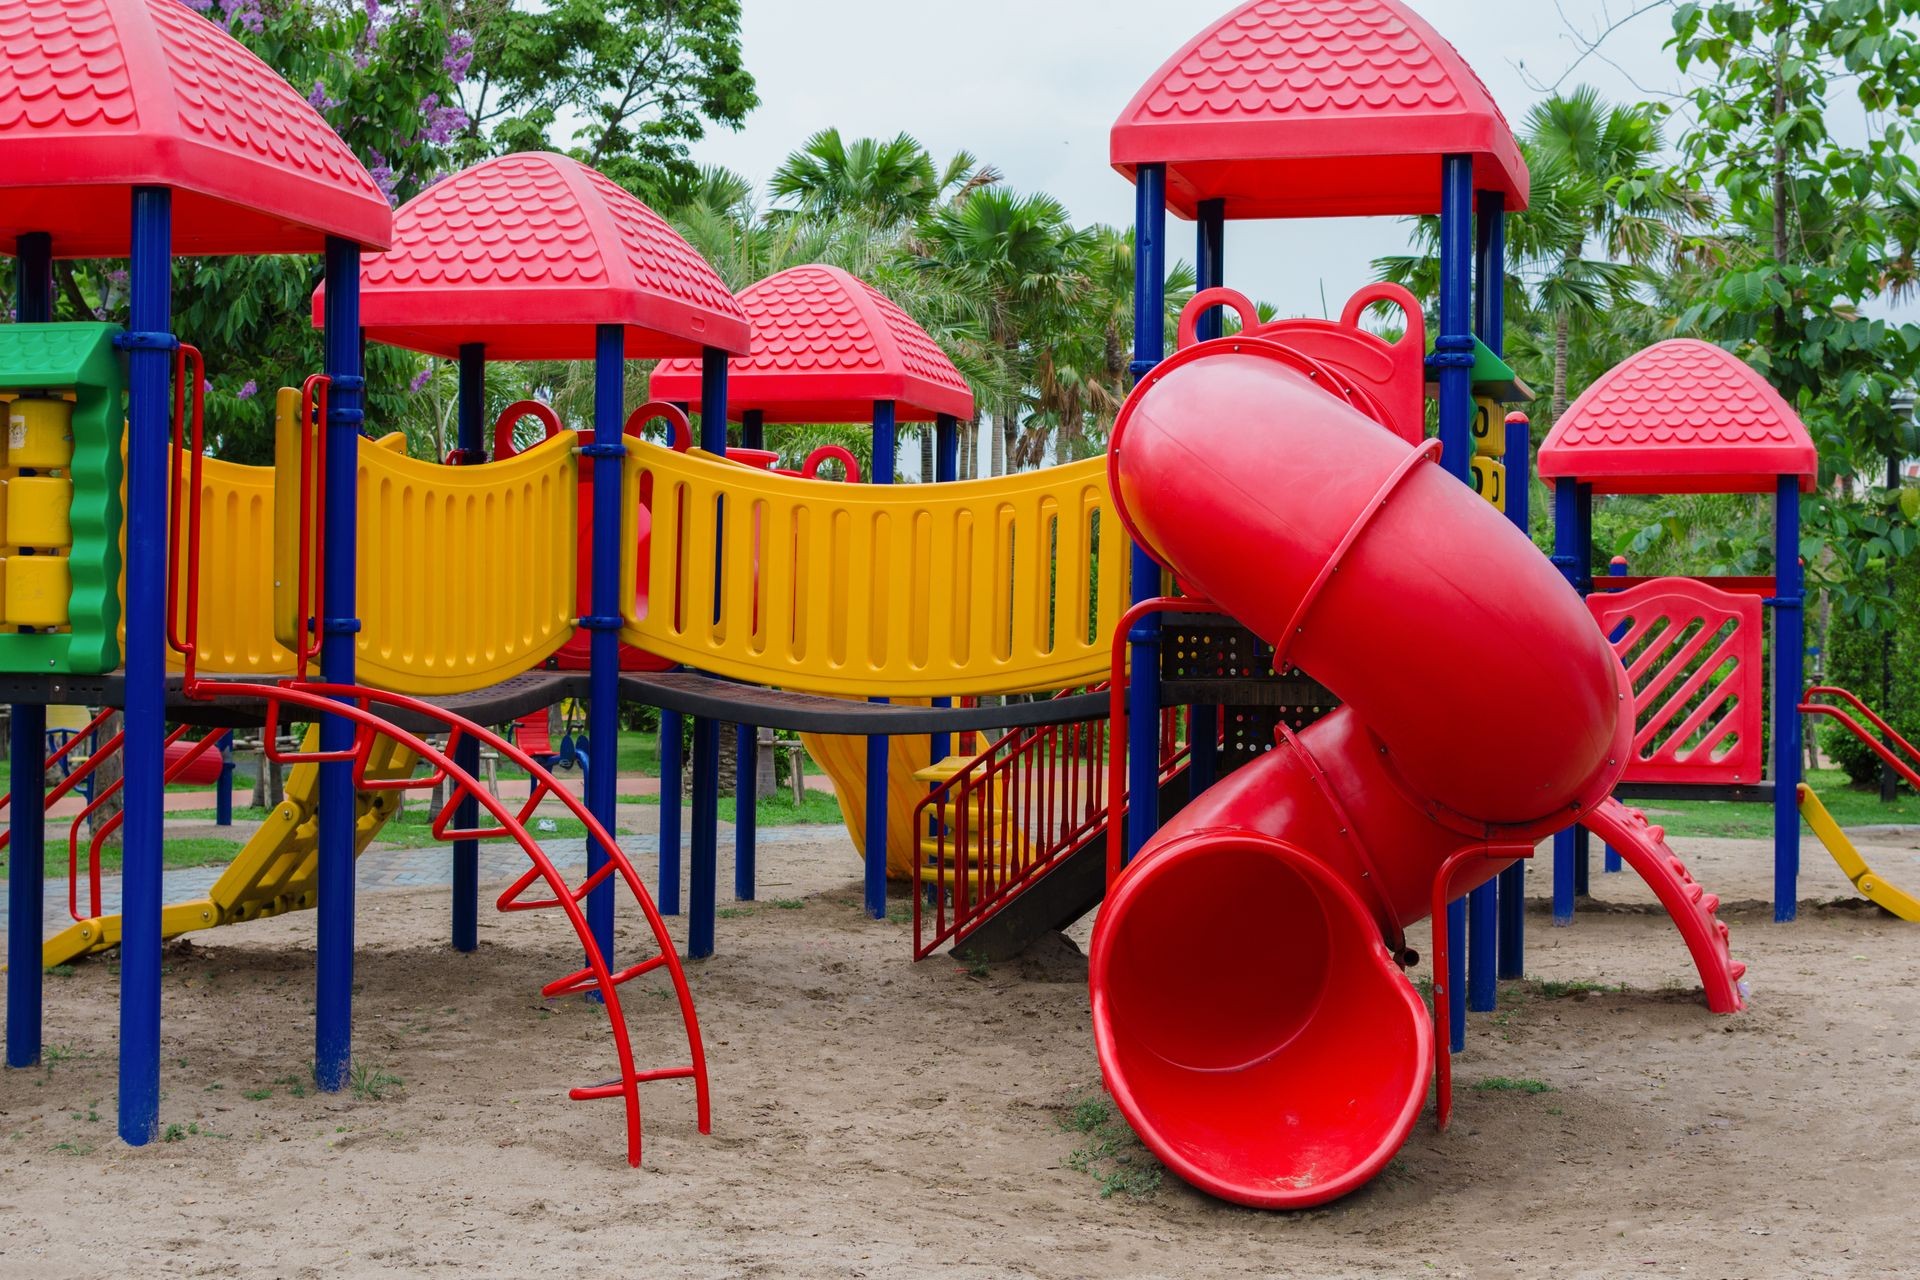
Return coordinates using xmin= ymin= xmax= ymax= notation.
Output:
xmin=2 ymin=817 xmax=1918 ymax=1279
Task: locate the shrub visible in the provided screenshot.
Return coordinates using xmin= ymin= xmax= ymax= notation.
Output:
xmin=1821 ymin=550 xmax=1920 ymax=787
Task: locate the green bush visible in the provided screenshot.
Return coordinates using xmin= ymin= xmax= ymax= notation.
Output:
xmin=1821 ymin=552 xmax=1920 ymax=787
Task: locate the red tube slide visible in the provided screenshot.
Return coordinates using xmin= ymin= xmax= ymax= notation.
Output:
xmin=1093 ymin=336 xmax=1635 ymax=1208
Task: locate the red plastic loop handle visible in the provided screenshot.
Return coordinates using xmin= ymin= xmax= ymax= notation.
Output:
xmin=1177 ymin=287 xmax=1260 ymax=350
xmin=623 ymin=400 xmax=692 ymax=451
xmin=491 ymin=400 xmax=564 ymax=460
xmin=801 ymin=444 xmax=861 ymax=483
xmin=1339 ymin=283 xmax=1423 ymax=348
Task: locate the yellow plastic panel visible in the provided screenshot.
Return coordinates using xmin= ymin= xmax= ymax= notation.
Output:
xmin=1471 ymin=396 xmax=1506 ymax=458
xmin=1470 ymin=456 xmax=1506 ymax=511
xmin=7 ymin=554 xmax=69 ymax=625
xmin=7 ymin=475 xmax=72 ymax=547
xmin=353 ymin=429 xmax=579 ymax=693
xmin=8 ymin=396 xmax=74 ymax=469
xmin=271 ymin=386 xmax=313 ymax=655
xmin=622 ymin=446 xmax=1130 ymax=697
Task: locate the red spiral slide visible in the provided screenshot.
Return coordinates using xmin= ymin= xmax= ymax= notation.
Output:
xmin=1092 ymin=334 xmax=1742 ymax=1210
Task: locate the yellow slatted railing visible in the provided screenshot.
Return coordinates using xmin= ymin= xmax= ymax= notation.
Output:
xmin=620 ymin=446 xmax=1129 ymax=697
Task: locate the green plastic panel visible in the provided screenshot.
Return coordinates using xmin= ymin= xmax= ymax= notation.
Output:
xmin=0 ymin=323 xmax=124 ymax=674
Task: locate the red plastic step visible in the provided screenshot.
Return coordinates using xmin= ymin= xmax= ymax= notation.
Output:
xmin=1581 ymin=797 xmax=1747 ymax=1012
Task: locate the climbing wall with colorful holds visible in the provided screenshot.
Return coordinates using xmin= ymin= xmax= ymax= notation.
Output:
xmin=0 ymin=324 xmax=124 ymax=674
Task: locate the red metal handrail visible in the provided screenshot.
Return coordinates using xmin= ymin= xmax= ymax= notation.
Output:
xmin=160 ymin=364 xmax=710 ymax=1168
xmin=0 ymin=706 xmax=117 ymax=852
xmin=1801 ymin=685 xmax=1920 ymax=793
xmin=167 ymin=344 xmax=208 ymax=681
xmin=65 ymin=724 xmax=226 ymax=921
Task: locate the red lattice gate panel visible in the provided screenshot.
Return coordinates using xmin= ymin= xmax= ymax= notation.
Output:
xmin=1588 ymin=577 xmax=1764 ymax=785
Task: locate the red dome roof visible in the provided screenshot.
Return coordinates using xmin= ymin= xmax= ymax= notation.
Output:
xmin=1538 ymin=340 xmax=1817 ymax=494
xmin=0 ymin=0 xmax=391 ymax=256
xmin=1111 ymin=0 xmax=1528 ymax=220
xmin=651 ymin=265 xmax=974 ymax=424
xmin=322 ymin=152 xmax=751 ymax=361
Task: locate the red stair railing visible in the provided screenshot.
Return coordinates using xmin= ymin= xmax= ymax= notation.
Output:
xmin=1801 ymin=685 xmax=1920 ymax=791
xmin=157 ymin=362 xmax=710 ymax=1168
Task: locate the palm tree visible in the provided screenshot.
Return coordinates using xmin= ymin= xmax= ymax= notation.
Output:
xmin=919 ymin=188 xmax=1094 ymax=475
xmin=770 ymin=129 xmax=941 ymax=227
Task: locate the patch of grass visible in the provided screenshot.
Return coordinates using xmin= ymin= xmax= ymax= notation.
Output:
xmin=716 ymin=906 xmax=754 ymax=919
xmin=5 ymin=833 xmax=245 ymax=878
xmin=52 ymin=1140 xmax=94 ymax=1155
xmin=347 ymin=1063 xmax=402 ymax=1102
xmin=1059 ymin=1092 xmax=1163 ymax=1200
xmin=1472 ymin=1076 xmax=1554 ymax=1094
xmin=771 ymin=898 xmax=805 ymax=910
xmin=273 ymin=1073 xmax=308 ymax=1099
xmin=1649 ymin=767 xmax=1920 ymax=839
xmin=242 ymin=1087 xmax=273 ymax=1101
xmin=47 ymin=964 xmax=76 ymax=978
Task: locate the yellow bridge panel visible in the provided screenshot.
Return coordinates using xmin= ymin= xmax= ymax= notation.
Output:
xmin=270 ymin=389 xmax=581 ymax=693
xmin=620 ymin=446 xmax=1130 ymax=697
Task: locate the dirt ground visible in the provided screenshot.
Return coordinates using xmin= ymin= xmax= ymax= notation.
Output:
xmin=2 ymin=818 xmax=1917 ymax=1279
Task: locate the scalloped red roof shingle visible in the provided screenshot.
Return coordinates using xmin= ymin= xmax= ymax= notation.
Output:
xmin=1111 ymin=0 xmax=1528 ymax=219
xmin=652 ymin=265 xmax=974 ymax=424
xmin=328 ymin=152 xmax=750 ymax=361
xmin=1538 ymin=340 xmax=1817 ymax=494
xmin=0 ymin=0 xmax=390 ymax=255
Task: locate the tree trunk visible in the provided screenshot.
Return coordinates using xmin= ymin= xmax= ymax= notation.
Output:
xmin=990 ymin=409 xmax=1007 ymax=477
xmin=920 ymin=426 xmax=934 ymax=483
xmin=1553 ymin=311 xmax=1571 ymax=422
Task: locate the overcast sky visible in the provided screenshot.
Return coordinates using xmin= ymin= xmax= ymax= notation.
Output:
xmin=687 ymin=0 xmax=1695 ymax=319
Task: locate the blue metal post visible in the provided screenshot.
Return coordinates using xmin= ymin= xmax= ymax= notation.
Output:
xmin=1187 ymin=198 xmax=1226 ymax=797
xmin=1435 ymin=157 xmax=1474 ymax=1041
xmin=117 ymin=192 xmax=172 ymax=1139
xmin=1465 ymin=190 xmax=1506 ymax=1015
xmin=1573 ymin=484 xmax=1594 ymax=896
xmin=1126 ymin=163 xmax=1168 ymax=859
xmin=1603 ymin=556 xmax=1628 ymax=873
xmin=584 ymin=324 xmax=625 ymax=970
xmin=1497 ymin=412 xmax=1530 ymax=978
xmin=864 ymin=401 xmax=897 ymax=920
xmin=1774 ymin=476 xmax=1804 ymax=921
xmin=6 ymin=229 xmax=53 ymax=1073
xmin=930 ymin=413 xmax=958 ymax=765
xmin=659 ymin=708 xmax=683 ymax=914
xmin=314 ymin=235 xmax=364 ymax=1094
xmin=215 ymin=732 xmax=235 ymax=826
xmin=1434 ymin=157 xmax=1476 ymax=482
xmin=688 ymin=350 xmax=729 ymax=958
xmin=451 ymin=343 xmax=485 ymax=953
xmin=735 ymin=409 xmax=764 ymax=901
xmin=1551 ymin=476 xmax=1582 ymax=927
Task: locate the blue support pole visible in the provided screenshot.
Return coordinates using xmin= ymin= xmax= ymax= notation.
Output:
xmin=1550 ymin=479 xmax=1590 ymax=925
xmin=1465 ymin=189 xmax=1506 ymax=1014
xmin=1498 ymin=411 xmax=1530 ymax=978
xmin=1188 ymin=198 xmax=1226 ymax=798
xmin=584 ymin=325 xmax=625 ymax=970
xmin=864 ymin=401 xmax=897 ymax=920
xmin=1125 ymin=163 xmax=1168 ymax=859
xmin=1434 ymin=157 xmax=1476 ymax=1041
xmin=451 ymin=342 xmax=485 ymax=953
xmin=6 ymin=229 xmax=53 ymax=1073
xmin=735 ymin=409 xmax=764 ymax=901
xmin=1572 ymin=484 xmax=1594 ymax=897
xmin=117 ymin=191 xmax=172 ymax=1140
xmin=659 ymin=707 xmax=683 ymax=914
xmin=929 ymin=413 xmax=958 ymax=766
xmin=688 ymin=350 xmax=729 ymax=958
xmin=215 ymin=731 xmax=235 ymax=826
xmin=1774 ymin=476 xmax=1804 ymax=921
xmin=314 ymin=235 xmax=364 ymax=1094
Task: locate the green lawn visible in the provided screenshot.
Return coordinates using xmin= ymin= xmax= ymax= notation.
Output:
xmin=1643 ymin=768 xmax=1920 ymax=839
xmin=1 ymin=834 xmax=247 ymax=878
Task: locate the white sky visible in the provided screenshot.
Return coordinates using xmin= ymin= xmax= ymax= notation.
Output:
xmin=688 ymin=0 xmax=1696 ymax=319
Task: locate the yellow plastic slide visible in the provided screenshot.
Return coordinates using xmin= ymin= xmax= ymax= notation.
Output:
xmin=44 ymin=730 xmax=419 ymax=967
xmin=1799 ymin=784 xmax=1920 ymax=921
